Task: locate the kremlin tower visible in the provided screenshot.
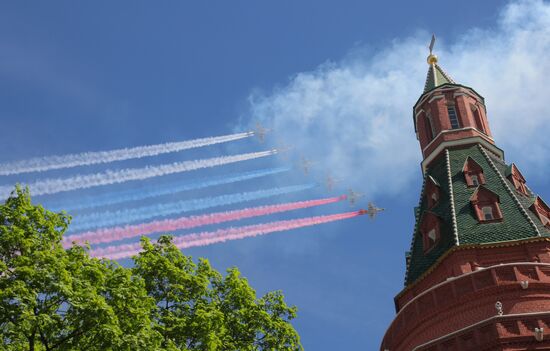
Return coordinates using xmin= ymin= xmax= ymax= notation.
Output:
xmin=380 ymin=38 xmax=550 ymax=350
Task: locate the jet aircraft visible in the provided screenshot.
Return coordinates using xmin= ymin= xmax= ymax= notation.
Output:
xmin=254 ymin=122 xmax=271 ymax=143
xmin=357 ymin=202 xmax=384 ymax=219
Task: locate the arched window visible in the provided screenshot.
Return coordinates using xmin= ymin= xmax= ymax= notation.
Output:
xmin=471 ymin=175 xmax=480 ymax=186
xmin=424 ymin=114 xmax=434 ymax=141
xmin=471 ymin=104 xmax=485 ymax=133
xmin=447 ymin=105 xmax=460 ymax=129
xmin=427 ymin=229 xmax=437 ymax=243
xmin=482 ymin=206 xmax=494 ymax=221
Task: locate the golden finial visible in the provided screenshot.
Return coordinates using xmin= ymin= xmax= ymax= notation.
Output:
xmin=427 ymin=34 xmax=438 ymax=65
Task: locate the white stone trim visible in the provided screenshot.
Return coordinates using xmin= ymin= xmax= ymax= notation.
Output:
xmin=414 ymin=109 xmax=425 ymax=140
xmin=415 ymin=86 xmax=483 ymax=113
xmin=445 ymin=149 xmax=459 ymax=245
xmin=414 ymin=109 xmax=425 ymax=119
xmin=422 ymin=127 xmax=495 ymax=155
xmin=411 ymin=310 xmax=550 ymax=350
xmin=478 ymin=145 xmax=541 ymax=236
xmin=452 ymin=92 xmax=469 ymax=98
xmin=428 ymin=94 xmax=444 ymax=104
xmin=421 ymin=137 xmax=503 ymax=174
xmin=396 ymin=262 xmax=550 ymax=328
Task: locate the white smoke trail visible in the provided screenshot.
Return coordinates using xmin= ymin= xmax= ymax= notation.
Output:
xmin=0 ymin=150 xmax=276 ymax=199
xmin=46 ymin=166 xmax=290 ymax=212
xmin=246 ymin=0 xmax=550 ymax=196
xmin=0 ymin=131 xmax=253 ymax=176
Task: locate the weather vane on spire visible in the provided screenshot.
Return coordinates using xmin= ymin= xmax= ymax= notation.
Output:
xmin=427 ymin=34 xmax=438 ymax=65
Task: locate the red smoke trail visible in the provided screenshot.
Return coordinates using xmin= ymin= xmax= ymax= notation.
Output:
xmin=91 ymin=209 xmax=363 ymax=260
xmin=65 ymin=195 xmax=346 ymax=247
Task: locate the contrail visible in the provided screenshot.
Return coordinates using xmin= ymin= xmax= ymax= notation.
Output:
xmin=47 ymin=167 xmax=290 ymax=212
xmin=70 ymin=183 xmax=315 ymax=231
xmin=91 ymin=210 xmax=364 ymax=259
xmin=0 ymin=150 xmax=276 ymax=200
xmin=64 ymin=195 xmax=346 ymax=246
xmin=0 ymin=132 xmax=254 ymax=176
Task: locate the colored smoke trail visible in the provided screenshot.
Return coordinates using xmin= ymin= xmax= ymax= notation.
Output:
xmin=64 ymin=195 xmax=346 ymax=246
xmin=91 ymin=210 xmax=363 ymax=259
xmin=48 ymin=167 xmax=290 ymax=212
xmin=0 ymin=150 xmax=276 ymax=200
xmin=0 ymin=132 xmax=253 ymax=176
xmin=70 ymin=183 xmax=316 ymax=231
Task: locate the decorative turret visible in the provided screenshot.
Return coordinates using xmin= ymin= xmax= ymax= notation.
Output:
xmin=381 ymin=36 xmax=550 ymax=351
xmin=413 ymin=36 xmax=496 ymax=173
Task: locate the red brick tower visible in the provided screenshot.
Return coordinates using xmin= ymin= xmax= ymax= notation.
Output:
xmin=380 ymin=39 xmax=550 ymax=350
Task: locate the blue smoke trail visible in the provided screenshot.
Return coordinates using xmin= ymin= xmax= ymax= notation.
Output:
xmin=47 ymin=167 xmax=290 ymax=212
xmin=69 ymin=183 xmax=316 ymax=232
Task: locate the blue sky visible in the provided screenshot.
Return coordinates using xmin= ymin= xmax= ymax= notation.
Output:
xmin=1 ymin=1 xmax=549 ymax=349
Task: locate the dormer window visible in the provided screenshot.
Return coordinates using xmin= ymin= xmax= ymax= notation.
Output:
xmin=507 ymin=164 xmax=529 ymax=196
xmin=530 ymin=197 xmax=550 ymax=230
xmin=462 ymin=157 xmax=485 ymax=187
xmin=482 ymin=206 xmax=494 ymax=221
xmin=425 ymin=176 xmax=440 ymax=209
xmin=470 ymin=186 xmax=503 ymax=223
xmin=447 ymin=106 xmax=460 ymax=129
xmin=427 ymin=229 xmax=437 ymax=243
xmin=420 ymin=212 xmax=441 ymax=253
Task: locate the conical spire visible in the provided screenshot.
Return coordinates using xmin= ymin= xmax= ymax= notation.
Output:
xmin=423 ymin=35 xmax=455 ymax=92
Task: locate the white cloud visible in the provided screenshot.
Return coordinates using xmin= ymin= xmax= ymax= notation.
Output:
xmin=245 ymin=0 xmax=550 ymax=198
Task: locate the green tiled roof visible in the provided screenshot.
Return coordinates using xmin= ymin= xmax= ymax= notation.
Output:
xmin=424 ymin=63 xmax=455 ymax=93
xmin=405 ymin=144 xmax=549 ymax=285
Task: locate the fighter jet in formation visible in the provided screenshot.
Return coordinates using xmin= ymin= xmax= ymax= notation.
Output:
xmin=254 ymin=122 xmax=271 ymax=143
xmin=361 ymin=202 xmax=385 ymax=219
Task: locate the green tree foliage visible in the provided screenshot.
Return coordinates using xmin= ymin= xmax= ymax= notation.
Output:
xmin=0 ymin=188 xmax=303 ymax=350
xmin=134 ymin=237 xmax=302 ymax=350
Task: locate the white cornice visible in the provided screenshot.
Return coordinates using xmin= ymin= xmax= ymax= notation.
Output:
xmin=415 ymin=86 xmax=482 ymax=112
xmin=421 ymin=136 xmax=504 ymax=174
xmin=383 ymin=262 xmax=550 ymax=351
xmin=452 ymin=92 xmax=469 ymax=98
xmin=398 ymin=262 xmax=550 ymax=323
xmin=428 ymin=95 xmax=444 ymax=104
xmin=422 ymin=127 xmax=495 ymax=154
xmin=411 ymin=310 xmax=550 ymax=350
